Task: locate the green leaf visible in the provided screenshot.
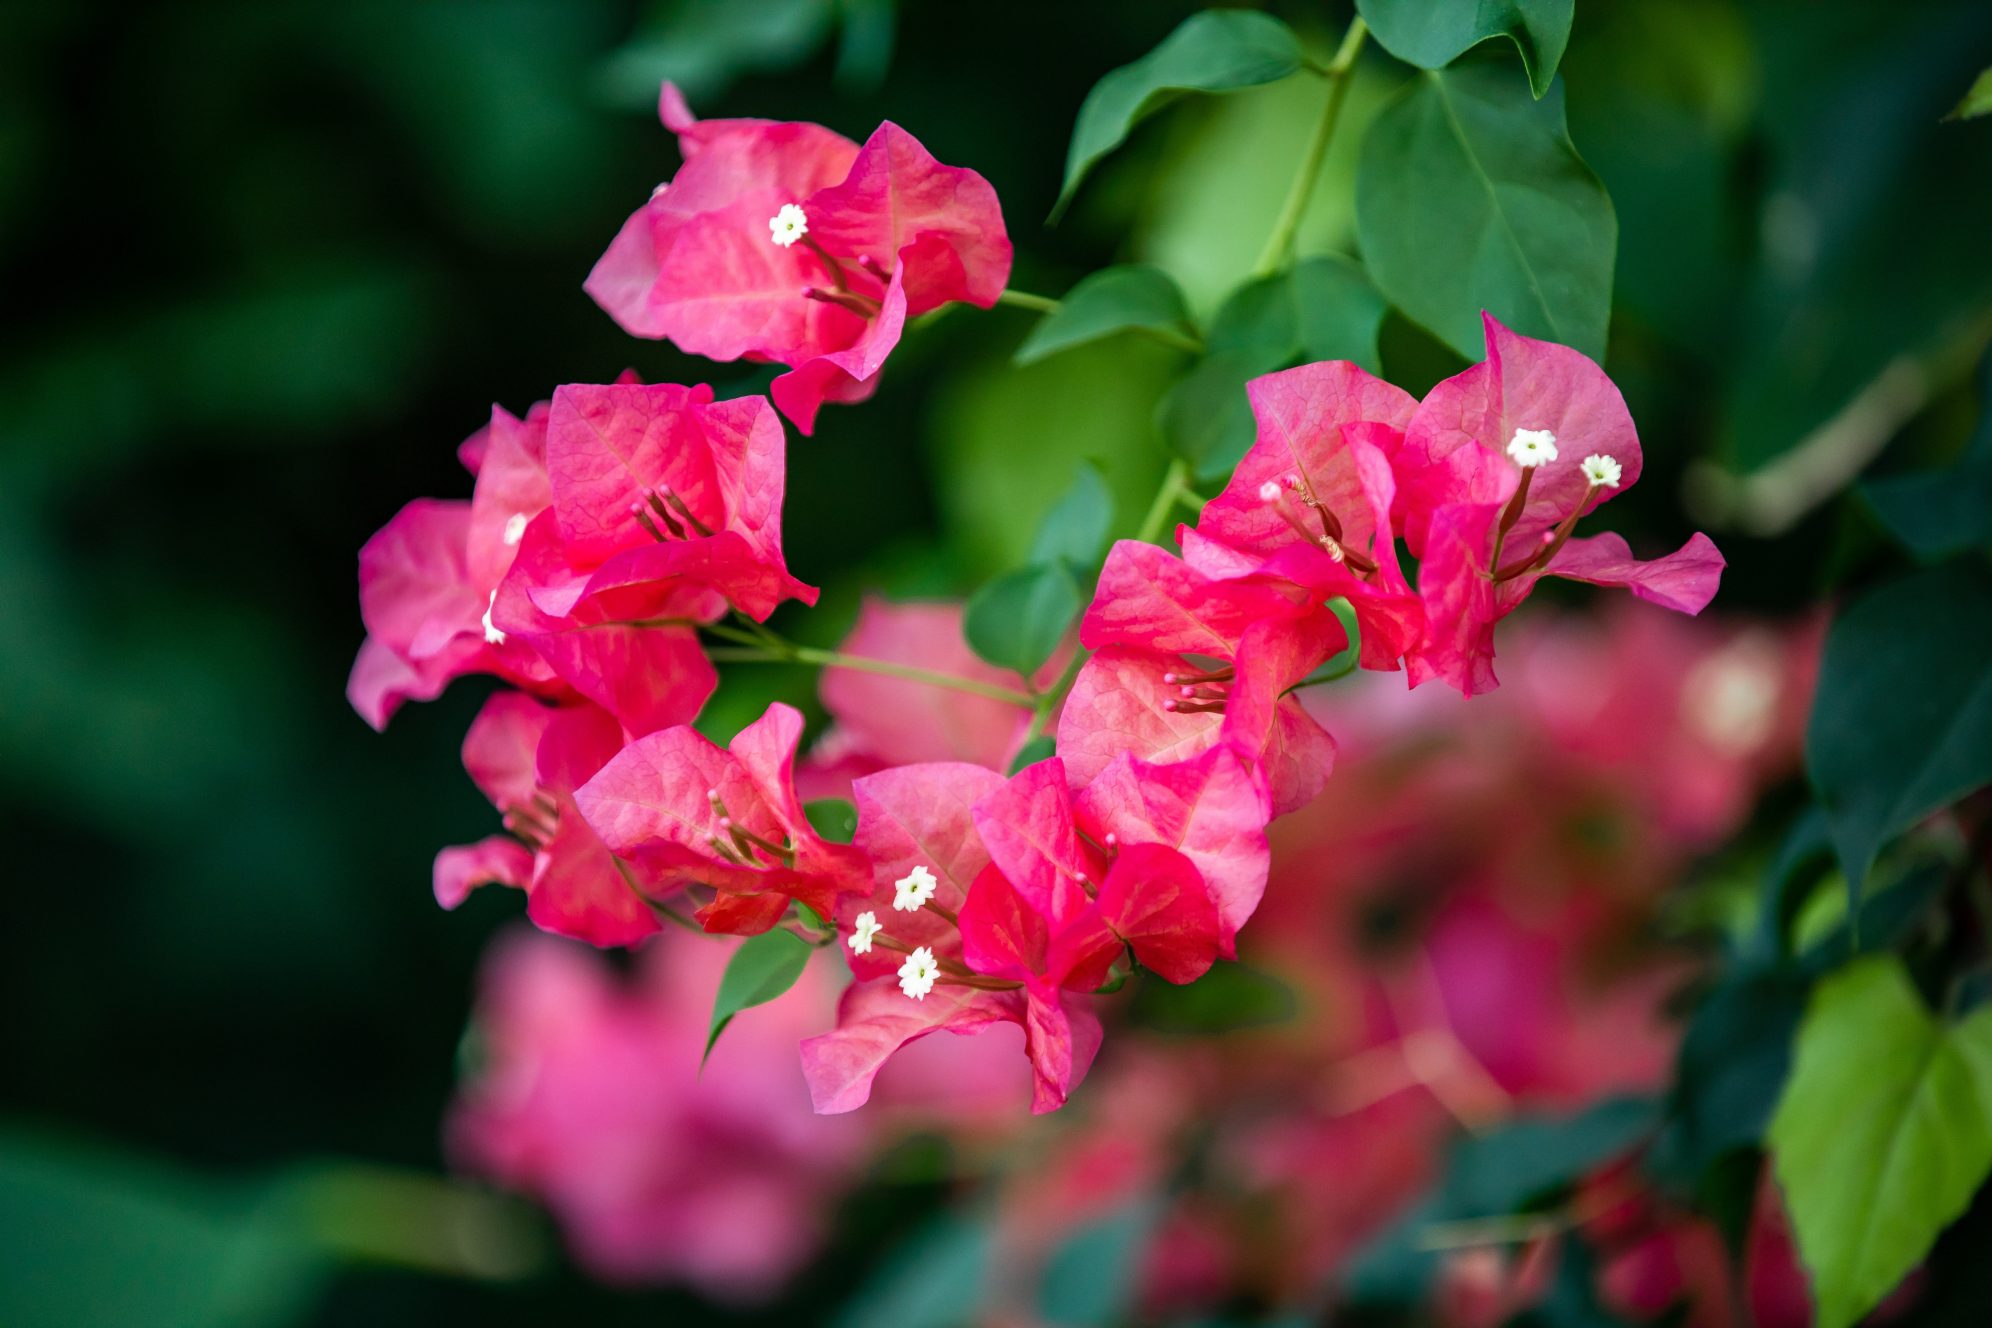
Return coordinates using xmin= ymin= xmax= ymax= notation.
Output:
xmin=832 ymin=1209 xmax=992 ymax=1328
xmin=1946 ymin=65 xmax=1992 ymax=120
xmin=1768 ymin=956 xmax=1992 ymax=1328
xmin=1028 ymin=461 xmax=1114 ymax=571
xmin=1008 ymin=734 xmax=1056 ymax=776
xmin=1129 ymin=960 xmax=1296 ymax=1033
xmin=1445 ymin=1098 xmax=1659 ymax=1218
xmin=803 ymin=797 xmax=857 ymax=844
xmin=1053 ymin=10 xmax=1304 ymax=219
xmin=1355 ymin=64 xmax=1616 ymax=363
xmin=964 ymin=562 xmax=1083 ymax=676
xmin=1356 ymin=0 xmax=1575 ymax=99
xmin=1863 ymin=349 xmax=1992 ymax=562
xmin=1157 ymin=350 xmax=1265 ymax=484
xmin=1159 ymin=259 xmax=1389 ymax=483
xmin=1806 ymin=561 xmax=1992 ymax=893
xmin=1039 ymin=1198 xmax=1164 ymax=1325
xmin=1014 ymin=266 xmax=1191 ymax=365
xmin=704 ymin=929 xmax=812 ymax=1063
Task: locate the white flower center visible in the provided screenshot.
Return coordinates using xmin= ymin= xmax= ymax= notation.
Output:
xmin=502 ymin=512 xmax=529 ymax=546
xmin=481 ymin=589 xmax=505 ymax=645
xmin=849 ymin=910 xmax=882 ymax=955
xmin=1580 ymin=454 xmax=1623 ymax=489
xmin=893 ymin=864 xmax=938 ymax=912
xmin=1506 ymin=428 xmax=1559 ymax=468
xmin=769 ymin=203 xmax=808 ymax=248
xmin=898 ymin=946 xmax=940 ymax=1000
xmin=1258 ymin=479 xmax=1283 ymax=503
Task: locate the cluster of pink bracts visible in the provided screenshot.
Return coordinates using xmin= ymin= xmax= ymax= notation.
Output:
xmin=351 ymin=85 xmax=1724 ymax=1117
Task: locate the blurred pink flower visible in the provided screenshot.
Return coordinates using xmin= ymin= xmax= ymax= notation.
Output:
xmin=449 ymin=927 xmax=865 ymax=1300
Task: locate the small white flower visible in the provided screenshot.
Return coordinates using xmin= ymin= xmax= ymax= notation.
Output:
xmin=502 ymin=512 xmax=529 ymax=546
xmin=848 ymin=910 xmax=883 ymax=956
xmin=1506 ymin=427 xmax=1559 ymax=468
xmin=893 ymin=864 xmax=939 ymax=912
xmin=650 ymin=181 xmax=670 ymax=200
xmin=481 ymin=589 xmax=505 ymax=645
xmin=1258 ymin=479 xmax=1283 ymax=503
xmin=1580 ymin=453 xmax=1623 ymax=488
xmin=897 ymin=946 xmax=940 ymax=1000
xmin=769 ymin=203 xmax=808 ymax=248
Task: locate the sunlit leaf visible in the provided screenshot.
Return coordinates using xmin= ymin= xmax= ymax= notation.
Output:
xmin=1769 ymin=957 xmax=1992 ymax=1328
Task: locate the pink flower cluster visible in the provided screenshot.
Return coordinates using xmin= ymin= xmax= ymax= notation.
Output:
xmin=353 ymin=86 xmax=1724 ymax=1119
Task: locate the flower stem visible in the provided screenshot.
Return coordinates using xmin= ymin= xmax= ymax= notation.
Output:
xmin=994 ymin=287 xmax=1060 ymax=314
xmin=1135 ymin=458 xmax=1191 ymax=546
xmin=788 ymin=645 xmax=1036 ymax=706
xmin=1251 ymin=16 xmax=1367 ymax=278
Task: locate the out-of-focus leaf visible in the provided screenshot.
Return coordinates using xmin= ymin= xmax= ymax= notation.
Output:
xmin=0 ymin=1138 xmax=321 ymax=1328
xmin=1945 ymin=65 xmax=1992 ymax=120
xmin=1008 ymin=734 xmax=1057 ymax=775
xmin=1863 ymin=349 xmax=1992 ymax=561
xmin=1718 ymin=7 xmax=1992 ymax=471
xmin=1356 ymin=64 xmax=1615 ymax=363
xmin=1158 ymin=351 xmax=1265 ymax=484
xmin=1157 ymin=257 xmax=1386 ymax=484
xmin=1028 ymin=461 xmax=1114 ymax=570
xmin=1806 ymin=561 xmax=1992 ymax=894
xmin=1348 ymin=1100 xmax=1655 ymax=1309
xmin=804 ymin=797 xmax=859 ymax=844
xmin=1356 ymin=0 xmax=1574 ymax=98
xmin=832 ymin=1208 xmax=992 ymax=1328
xmin=1053 ymin=10 xmax=1303 ymax=219
xmin=1768 ymin=956 xmax=1992 ymax=1328
xmin=832 ymin=0 xmax=898 ymax=94
xmin=1015 ymin=266 xmax=1192 ymax=365
xmin=1654 ymin=971 xmax=1806 ymax=1184
xmin=1130 ymin=959 xmax=1295 ymax=1033
xmin=964 ymin=563 xmax=1083 ymax=676
xmin=599 ymin=0 xmax=834 ymax=106
xmin=1039 ymin=1197 xmax=1165 ymax=1326
xmin=705 ymin=929 xmax=813 ymax=1063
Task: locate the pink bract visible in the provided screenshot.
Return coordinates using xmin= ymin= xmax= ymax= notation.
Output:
xmin=435 ymin=692 xmax=667 ymax=948
xmin=575 ymin=702 xmax=871 ymax=932
xmin=585 ymin=84 xmax=1012 ymax=433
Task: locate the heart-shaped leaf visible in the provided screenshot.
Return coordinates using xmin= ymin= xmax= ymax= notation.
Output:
xmin=1015 ymin=266 xmax=1192 ymax=365
xmin=1356 ymin=0 xmax=1574 ymax=98
xmin=1356 ymin=64 xmax=1615 ymax=363
xmin=704 ymin=929 xmax=813 ymax=1063
xmin=1053 ymin=10 xmax=1303 ymax=219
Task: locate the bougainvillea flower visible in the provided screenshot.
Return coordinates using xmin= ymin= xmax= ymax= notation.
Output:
xmin=802 ymin=598 xmax=1040 ymax=793
xmin=1393 ymin=313 xmax=1724 ymax=695
xmin=1059 ymin=539 xmax=1345 ymax=814
xmin=1072 ymin=745 xmax=1271 ymax=956
xmin=1190 ymin=361 xmax=1425 ymax=670
xmin=575 ymin=702 xmax=870 ymax=934
xmin=804 ymin=758 xmax=1223 ymax=1114
xmin=435 ymin=691 xmax=668 ymax=948
xmin=585 ymin=84 xmax=1011 ymax=433
xmin=348 ymin=402 xmax=564 ymax=729
xmin=449 ymin=927 xmax=867 ymax=1299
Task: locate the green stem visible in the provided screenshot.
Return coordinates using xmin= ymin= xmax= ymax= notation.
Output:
xmin=789 ymin=645 xmax=1036 ymax=706
xmin=1251 ymin=16 xmax=1367 ymax=277
xmin=995 ymin=286 xmax=1204 ymax=354
xmin=995 ymin=287 xmax=1060 ymax=314
xmin=1020 ymin=648 xmax=1088 ymax=748
xmin=1135 ymin=459 xmax=1190 ymax=545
